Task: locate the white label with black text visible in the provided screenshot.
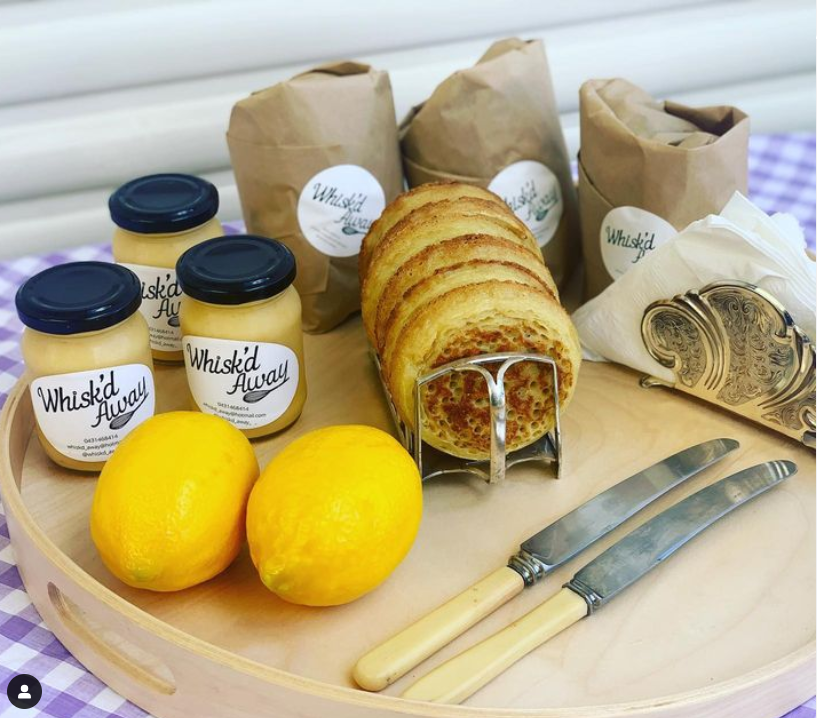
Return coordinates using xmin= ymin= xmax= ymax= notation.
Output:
xmin=30 ymin=364 xmax=155 ymax=462
xmin=183 ymin=336 xmax=298 ymax=430
xmin=297 ymin=164 xmax=386 ymax=258
xmin=600 ymin=206 xmax=677 ymax=279
xmin=488 ymin=160 xmax=564 ymax=247
xmin=121 ymin=263 xmax=183 ymax=352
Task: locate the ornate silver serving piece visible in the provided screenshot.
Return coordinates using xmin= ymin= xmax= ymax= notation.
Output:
xmin=373 ymin=352 xmax=561 ymax=483
xmin=641 ymin=281 xmax=815 ymax=448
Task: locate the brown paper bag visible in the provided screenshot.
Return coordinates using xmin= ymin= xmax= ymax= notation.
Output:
xmin=227 ymin=62 xmax=403 ymax=333
xmin=579 ymin=78 xmax=749 ymax=299
xmin=400 ymin=38 xmax=580 ymax=289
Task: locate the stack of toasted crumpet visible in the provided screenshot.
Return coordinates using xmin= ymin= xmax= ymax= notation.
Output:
xmin=360 ymin=182 xmax=581 ymax=461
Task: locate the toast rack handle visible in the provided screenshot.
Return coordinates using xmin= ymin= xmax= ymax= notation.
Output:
xmin=409 ymin=352 xmax=562 ymax=484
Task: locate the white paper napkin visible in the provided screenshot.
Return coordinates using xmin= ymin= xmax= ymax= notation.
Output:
xmin=572 ymin=192 xmax=816 ymax=382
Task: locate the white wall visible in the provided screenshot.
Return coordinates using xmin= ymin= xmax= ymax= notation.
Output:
xmin=0 ymin=0 xmax=814 ymax=257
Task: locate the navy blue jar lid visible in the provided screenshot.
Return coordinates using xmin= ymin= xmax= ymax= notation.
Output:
xmin=176 ymin=235 xmax=296 ymax=306
xmin=16 ymin=262 xmax=142 ymax=335
xmin=109 ymin=173 xmax=219 ymax=234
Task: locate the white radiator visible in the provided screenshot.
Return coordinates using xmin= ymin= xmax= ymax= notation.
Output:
xmin=0 ymin=0 xmax=813 ymax=257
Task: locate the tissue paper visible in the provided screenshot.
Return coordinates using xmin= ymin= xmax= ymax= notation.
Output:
xmin=573 ymin=192 xmax=816 ymax=382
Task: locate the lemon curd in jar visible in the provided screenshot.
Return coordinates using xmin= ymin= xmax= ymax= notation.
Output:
xmin=15 ymin=262 xmax=155 ymax=472
xmin=110 ymin=173 xmax=223 ymax=363
xmin=177 ymin=235 xmax=306 ymax=438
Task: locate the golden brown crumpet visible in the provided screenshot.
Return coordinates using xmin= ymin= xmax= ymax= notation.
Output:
xmin=380 ymin=260 xmax=556 ymax=372
xmin=358 ymin=182 xmax=507 ymax=281
xmin=360 ymin=198 xmax=540 ymax=344
xmin=387 ymin=281 xmax=581 ymax=461
xmin=374 ymin=235 xmax=557 ymax=351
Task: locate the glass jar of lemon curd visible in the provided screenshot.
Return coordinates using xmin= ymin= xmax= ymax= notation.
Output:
xmin=176 ymin=235 xmax=306 ymax=438
xmin=15 ymin=262 xmax=155 ymax=472
xmin=110 ymin=173 xmax=223 ymax=363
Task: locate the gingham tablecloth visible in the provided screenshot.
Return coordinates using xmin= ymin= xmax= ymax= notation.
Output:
xmin=0 ymin=134 xmax=815 ymax=718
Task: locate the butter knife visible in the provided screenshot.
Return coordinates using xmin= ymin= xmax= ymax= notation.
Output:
xmin=402 ymin=459 xmax=796 ymax=704
xmin=353 ymin=437 xmax=739 ymax=690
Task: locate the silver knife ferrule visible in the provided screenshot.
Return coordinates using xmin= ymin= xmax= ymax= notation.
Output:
xmin=507 ymin=549 xmax=552 ymax=586
xmin=564 ymin=578 xmax=604 ymax=615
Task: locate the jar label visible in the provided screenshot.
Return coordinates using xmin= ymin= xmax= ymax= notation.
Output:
xmin=297 ymin=164 xmax=386 ymax=258
xmin=30 ymin=364 xmax=155 ymax=463
xmin=120 ymin=263 xmax=184 ymax=352
xmin=488 ymin=160 xmax=564 ymax=248
xmin=182 ymin=336 xmax=299 ymax=430
xmin=599 ymin=206 xmax=677 ymax=279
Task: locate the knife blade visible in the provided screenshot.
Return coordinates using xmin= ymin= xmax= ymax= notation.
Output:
xmin=401 ymin=460 xmax=796 ymax=704
xmin=567 ymin=458 xmax=796 ymax=608
xmin=513 ymin=437 xmax=741 ymax=578
xmin=353 ymin=437 xmax=738 ymax=691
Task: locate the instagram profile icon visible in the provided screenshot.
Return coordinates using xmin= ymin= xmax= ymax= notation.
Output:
xmin=7 ymin=674 xmax=42 ymax=709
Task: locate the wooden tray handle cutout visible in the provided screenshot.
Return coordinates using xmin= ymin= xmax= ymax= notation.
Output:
xmin=48 ymin=583 xmax=177 ymax=696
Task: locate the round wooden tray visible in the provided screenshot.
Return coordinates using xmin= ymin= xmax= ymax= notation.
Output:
xmin=1 ymin=317 xmax=814 ymax=718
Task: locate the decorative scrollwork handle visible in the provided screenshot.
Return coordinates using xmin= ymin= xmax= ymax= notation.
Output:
xmin=641 ymin=281 xmax=815 ymax=448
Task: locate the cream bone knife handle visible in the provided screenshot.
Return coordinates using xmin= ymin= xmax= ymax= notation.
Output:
xmin=401 ymin=587 xmax=588 ymax=704
xmin=353 ymin=566 xmax=525 ymax=691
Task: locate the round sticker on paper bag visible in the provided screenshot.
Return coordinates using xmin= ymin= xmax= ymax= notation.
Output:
xmin=297 ymin=165 xmax=386 ymax=258
xmin=488 ymin=160 xmax=564 ymax=248
xmin=600 ymin=206 xmax=677 ymax=279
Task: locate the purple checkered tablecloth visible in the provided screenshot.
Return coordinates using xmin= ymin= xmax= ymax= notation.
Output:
xmin=0 ymin=134 xmax=814 ymax=717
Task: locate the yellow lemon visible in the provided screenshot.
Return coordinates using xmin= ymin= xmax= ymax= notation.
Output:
xmin=90 ymin=411 xmax=259 ymax=592
xmin=247 ymin=425 xmax=422 ymax=606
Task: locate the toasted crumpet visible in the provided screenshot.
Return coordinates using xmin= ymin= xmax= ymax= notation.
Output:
xmin=380 ymin=260 xmax=556 ymax=373
xmin=361 ymin=198 xmax=540 ymax=344
xmin=387 ymin=281 xmax=581 ymax=461
xmin=374 ymin=234 xmax=557 ymax=351
xmin=359 ymin=182 xmax=508 ymax=281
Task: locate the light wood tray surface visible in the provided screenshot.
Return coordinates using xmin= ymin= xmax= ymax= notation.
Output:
xmin=1 ymin=317 xmax=814 ymax=718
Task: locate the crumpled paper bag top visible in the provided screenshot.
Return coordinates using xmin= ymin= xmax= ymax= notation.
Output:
xmin=401 ymin=38 xmax=571 ymax=180
xmin=572 ymin=192 xmax=816 ymax=382
xmin=229 ymin=61 xmax=390 ymax=146
xmin=589 ymin=78 xmax=728 ymax=147
xmin=580 ymin=78 xmax=749 ymax=213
